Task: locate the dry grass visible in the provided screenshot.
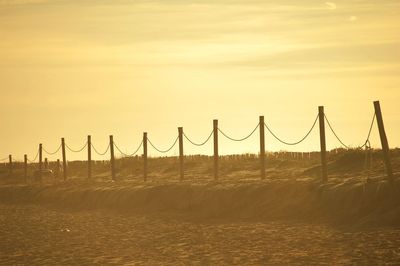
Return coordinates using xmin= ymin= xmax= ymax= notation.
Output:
xmin=2 ymin=148 xmax=399 ymax=183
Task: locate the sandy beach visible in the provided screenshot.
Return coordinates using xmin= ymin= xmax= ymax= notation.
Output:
xmin=1 ymin=203 xmax=400 ymax=265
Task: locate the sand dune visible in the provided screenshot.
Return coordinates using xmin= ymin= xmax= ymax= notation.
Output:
xmin=0 ymin=177 xmax=399 ymax=227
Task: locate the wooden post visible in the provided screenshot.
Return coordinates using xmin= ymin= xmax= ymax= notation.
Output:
xmin=259 ymin=116 xmax=266 ymax=179
xmin=44 ymin=158 xmax=48 ymax=169
xmin=87 ymin=135 xmax=92 ymax=179
xmin=319 ymin=106 xmax=328 ymax=182
xmin=178 ymin=127 xmax=184 ymax=181
xmin=374 ymin=101 xmax=393 ymax=181
xmin=61 ymin=138 xmax=67 ymax=181
xmin=8 ymin=154 xmax=12 ymax=175
xmin=110 ymin=135 xmax=116 ymax=181
xmin=143 ymin=132 xmax=148 ymax=182
xmin=213 ymin=119 xmax=219 ymax=180
xmin=24 ymin=154 xmax=27 ymax=183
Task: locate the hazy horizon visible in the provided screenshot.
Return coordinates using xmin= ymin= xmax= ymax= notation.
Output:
xmin=1 ymin=0 xmax=400 ymax=160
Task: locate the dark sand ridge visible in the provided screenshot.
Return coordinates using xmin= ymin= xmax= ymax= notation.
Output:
xmin=0 ymin=176 xmax=399 ymax=228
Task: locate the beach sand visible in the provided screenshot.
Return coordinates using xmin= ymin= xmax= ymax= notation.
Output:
xmin=1 ymin=203 xmax=400 ymax=265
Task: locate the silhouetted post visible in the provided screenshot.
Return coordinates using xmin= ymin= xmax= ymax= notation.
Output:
xmin=110 ymin=135 xmax=116 ymax=181
xmin=88 ymin=135 xmax=92 ymax=179
xmin=143 ymin=132 xmax=148 ymax=182
xmin=178 ymin=127 xmax=184 ymax=181
xmin=24 ymin=154 xmax=27 ymax=183
xmin=61 ymin=138 xmax=67 ymax=181
xmin=213 ymin=119 xmax=219 ymax=180
xmin=8 ymin=155 xmax=12 ymax=175
xmin=259 ymin=116 xmax=266 ymax=179
xmin=44 ymin=158 xmax=48 ymax=169
xmin=319 ymin=106 xmax=328 ymax=182
xmin=374 ymin=101 xmax=393 ymax=182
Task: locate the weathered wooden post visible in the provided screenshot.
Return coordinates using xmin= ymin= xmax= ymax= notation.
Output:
xmin=213 ymin=119 xmax=219 ymax=180
xmin=24 ymin=154 xmax=27 ymax=182
xmin=178 ymin=127 xmax=184 ymax=181
xmin=319 ymin=106 xmax=328 ymax=182
xmin=44 ymin=158 xmax=48 ymax=169
xmin=373 ymin=101 xmax=393 ymax=182
xmin=61 ymin=138 xmax=67 ymax=181
xmin=143 ymin=132 xmax=148 ymax=182
xmin=8 ymin=155 xmax=12 ymax=175
xmin=110 ymin=135 xmax=116 ymax=181
xmin=87 ymin=135 xmax=92 ymax=179
xmin=259 ymin=116 xmax=266 ymax=179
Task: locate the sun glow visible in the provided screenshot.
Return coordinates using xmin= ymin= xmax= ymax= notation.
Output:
xmin=0 ymin=0 xmax=399 ymax=160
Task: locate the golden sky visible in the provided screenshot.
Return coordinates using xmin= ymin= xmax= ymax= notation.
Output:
xmin=0 ymin=0 xmax=399 ymax=160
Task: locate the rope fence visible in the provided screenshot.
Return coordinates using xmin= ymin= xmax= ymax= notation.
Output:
xmin=264 ymin=114 xmax=319 ymax=146
xmin=324 ymin=114 xmax=350 ymax=149
xmin=66 ymin=141 xmax=88 ymax=153
xmin=0 ymin=101 xmax=396 ymax=183
xmin=218 ymin=123 xmax=259 ymax=142
xmin=91 ymin=143 xmax=110 ymax=156
xmin=148 ymin=136 xmax=179 ymax=154
xmin=324 ymin=112 xmax=376 ymax=149
xmin=27 ymin=149 xmax=39 ymax=163
xmin=43 ymin=144 xmax=62 ymax=155
xmin=361 ymin=114 xmax=376 ymax=149
xmin=114 ymin=140 xmax=143 ymax=157
xmin=183 ymin=130 xmax=213 ymax=146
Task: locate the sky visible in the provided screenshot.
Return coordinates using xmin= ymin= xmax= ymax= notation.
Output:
xmin=0 ymin=0 xmax=399 ymax=161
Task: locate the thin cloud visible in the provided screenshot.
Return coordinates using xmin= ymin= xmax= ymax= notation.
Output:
xmin=325 ymin=2 xmax=336 ymax=10
xmin=216 ymin=42 xmax=400 ymax=72
xmin=349 ymin=15 xmax=358 ymax=21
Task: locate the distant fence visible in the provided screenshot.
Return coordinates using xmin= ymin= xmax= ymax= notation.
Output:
xmin=0 ymin=101 xmax=395 ymax=183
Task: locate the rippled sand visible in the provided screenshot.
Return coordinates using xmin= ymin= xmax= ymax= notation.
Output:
xmin=1 ymin=204 xmax=400 ymax=265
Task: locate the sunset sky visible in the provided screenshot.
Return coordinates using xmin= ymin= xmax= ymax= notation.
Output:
xmin=0 ymin=0 xmax=399 ymax=161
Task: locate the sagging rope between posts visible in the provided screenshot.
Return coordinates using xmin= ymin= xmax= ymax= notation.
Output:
xmin=218 ymin=123 xmax=259 ymax=142
xmin=66 ymin=141 xmax=88 ymax=153
xmin=91 ymin=143 xmax=110 ymax=156
xmin=324 ymin=112 xmax=379 ymax=182
xmin=360 ymin=114 xmax=376 ymax=149
xmin=27 ymin=149 xmax=39 ymax=163
xmin=148 ymin=136 xmax=179 ymax=153
xmin=324 ymin=114 xmax=350 ymax=149
xmin=183 ymin=130 xmax=213 ymax=147
xmin=324 ymin=112 xmax=376 ymax=149
xmin=264 ymin=114 xmax=319 ymax=146
xmin=43 ymin=144 xmax=62 ymax=155
xmin=114 ymin=140 xmax=143 ymax=157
